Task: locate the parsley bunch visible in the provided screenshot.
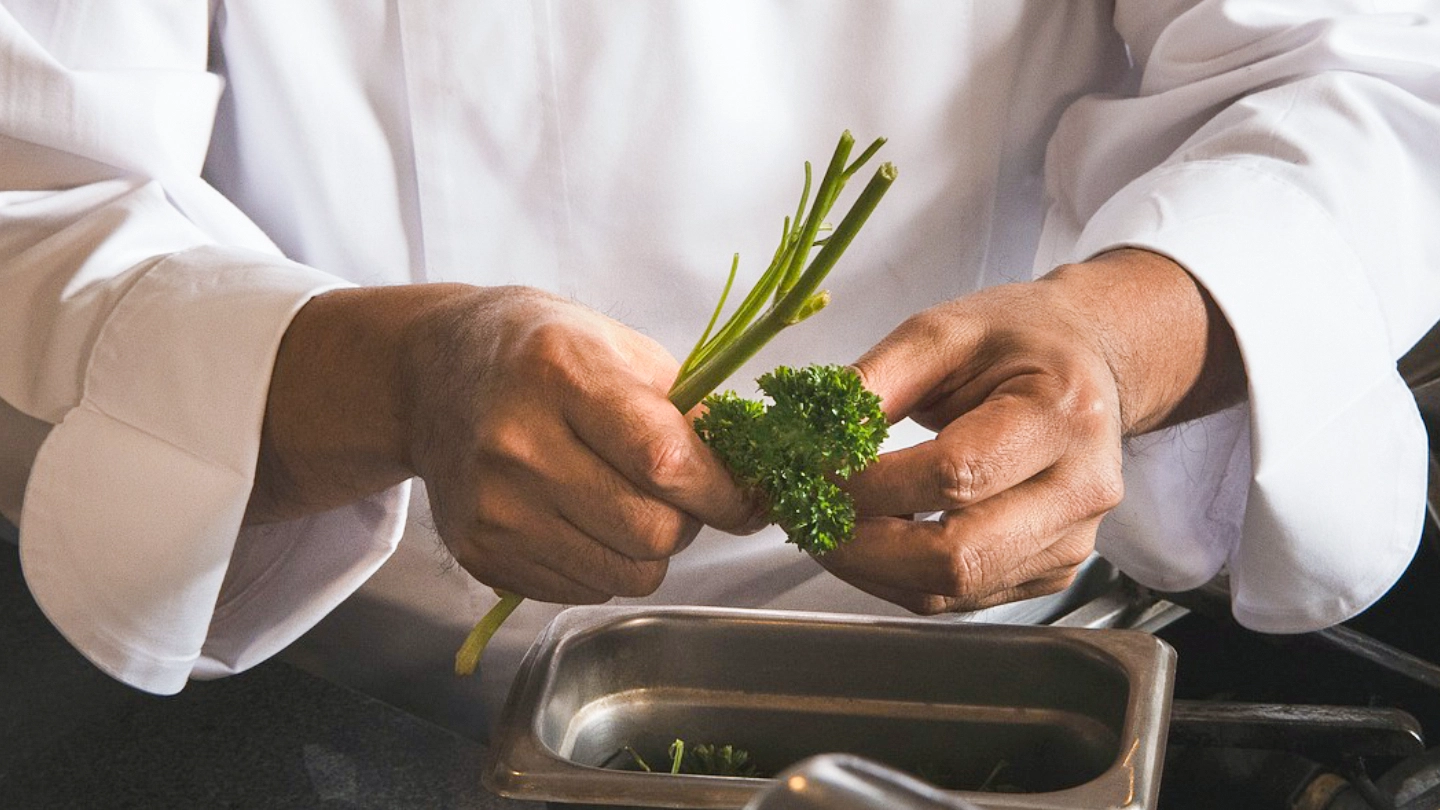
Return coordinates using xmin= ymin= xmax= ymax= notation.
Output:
xmin=696 ymin=364 xmax=888 ymax=554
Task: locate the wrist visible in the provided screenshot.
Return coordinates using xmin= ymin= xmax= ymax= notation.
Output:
xmin=247 ymin=283 xmax=467 ymax=523
xmin=1039 ymin=248 xmax=1245 ymax=435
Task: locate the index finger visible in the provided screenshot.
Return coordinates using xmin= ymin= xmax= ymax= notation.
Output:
xmin=822 ymin=476 xmax=1067 ymax=599
xmin=851 ymin=302 xmax=985 ymax=422
xmin=563 ymin=371 xmax=759 ymax=533
xmin=847 ymin=387 xmax=1065 ymax=517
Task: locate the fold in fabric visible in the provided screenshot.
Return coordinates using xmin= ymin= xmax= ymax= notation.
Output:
xmin=1077 ymin=161 xmax=1428 ymax=632
xmin=17 ymin=246 xmax=396 ymax=693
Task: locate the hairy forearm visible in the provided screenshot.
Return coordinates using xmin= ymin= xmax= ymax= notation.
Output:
xmin=1040 ymin=248 xmax=1246 ymax=436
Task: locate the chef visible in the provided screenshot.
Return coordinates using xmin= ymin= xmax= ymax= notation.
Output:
xmin=2 ymin=1 xmax=1437 ymax=730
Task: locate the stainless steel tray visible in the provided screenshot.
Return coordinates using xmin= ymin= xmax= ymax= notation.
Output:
xmin=483 ymin=606 xmax=1176 ymax=810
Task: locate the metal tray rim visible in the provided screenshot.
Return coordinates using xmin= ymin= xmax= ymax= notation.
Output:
xmin=483 ymin=605 xmax=1176 ymax=810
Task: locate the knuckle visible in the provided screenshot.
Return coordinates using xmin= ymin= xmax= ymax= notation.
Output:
xmin=937 ymin=544 xmax=987 ymax=597
xmin=479 ymin=418 xmax=536 ymax=466
xmin=521 ymin=320 xmax=594 ymax=390
xmin=1056 ymin=380 xmax=1114 ymax=432
xmin=934 ymin=455 xmax=985 ymax=507
xmin=524 ymin=318 xmax=576 ymax=362
xmin=635 ymin=432 xmax=693 ymax=488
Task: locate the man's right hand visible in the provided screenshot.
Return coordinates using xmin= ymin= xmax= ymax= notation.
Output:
xmin=246 ymin=283 xmax=758 ymax=604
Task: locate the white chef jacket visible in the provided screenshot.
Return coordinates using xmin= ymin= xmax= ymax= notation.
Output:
xmin=2 ymin=1 xmax=1438 ymax=721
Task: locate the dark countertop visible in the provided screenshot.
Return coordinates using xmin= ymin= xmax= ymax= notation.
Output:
xmin=0 ymin=541 xmax=540 ymax=809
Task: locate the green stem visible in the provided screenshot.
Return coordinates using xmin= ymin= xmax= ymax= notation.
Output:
xmin=842 ymin=137 xmax=887 ymax=181
xmin=771 ymin=162 xmax=896 ymax=324
xmin=683 ymin=243 xmax=790 ymax=381
xmin=453 ymin=590 xmax=524 ymax=676
xmin=667 ymin=161 xmax=896 ymax=412
xmin=668 ymin=739 xmax=686 ymax=774
xmin=775 ymin=134 xmax=854 ymax=299
xmin=677 ymin=253 xmax=739 ymax=381
xmin=668 ymin=306 xmax=792 ymax=413
xmin=679 ymin=135 xmax=886 ymax=386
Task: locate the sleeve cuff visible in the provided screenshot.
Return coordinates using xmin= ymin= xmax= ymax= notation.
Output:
xmin=18 ymin=244 xmax=402 ymax=693
xmin=196 ymin=482 xmax=409 ymax=681
xmin=1076 ymin=160 xmax=1428 ymax=632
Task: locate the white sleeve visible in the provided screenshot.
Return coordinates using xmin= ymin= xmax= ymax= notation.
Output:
xmin=1040 ymin=0 xmax=1440 ymax=632
xmin=0 ymin=3 xmax=407 ymax=693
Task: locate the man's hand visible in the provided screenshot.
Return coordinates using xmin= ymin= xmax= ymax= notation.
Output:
xmin=817 ymin=249 xmax=1244 ymax=614
xmin=245 ymin=284 xmax=757 ymax=605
